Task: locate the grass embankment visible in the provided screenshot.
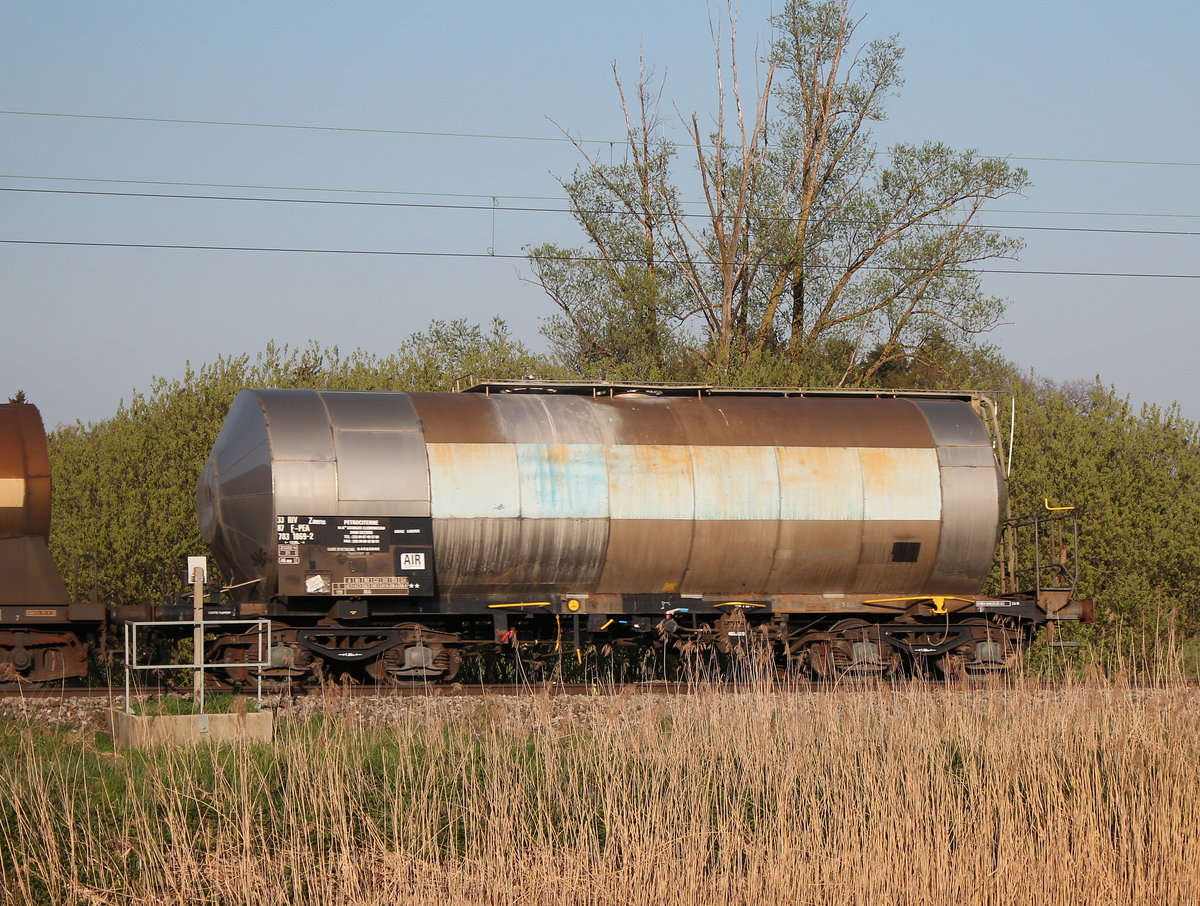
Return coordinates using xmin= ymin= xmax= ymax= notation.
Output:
xmin=131 ymin=693 xmax=256 ymax=716
xmin=2 ymin=681 xmax=1198 ymax=905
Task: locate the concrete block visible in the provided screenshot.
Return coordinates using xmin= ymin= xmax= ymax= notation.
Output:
xmin=111 ymin=708 xmax=275 ymax=748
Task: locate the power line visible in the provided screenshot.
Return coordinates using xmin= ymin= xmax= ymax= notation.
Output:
xmin=0 ymin=109 xmax=581 ymax=145
xmin=5 ymin=173 xmax=1199 ymax=222
xmin=0 ymin=186 xmax=560 ymax=214
xmin=4 ymin=109 xmax=1200 ymax=169
xmin=3 ymin=185 xmax=1198 ymax=239
xmin=4 ymin=238 xmax=1198 ymax=279
xmin=0 ymin=173 xmax=562 ymax=203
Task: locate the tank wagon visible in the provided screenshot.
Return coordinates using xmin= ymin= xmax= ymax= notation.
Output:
xmin=0 ymin=402 xmax=104 ymax=684
xmin=197 ymin=381 xmax=1088 ymax=684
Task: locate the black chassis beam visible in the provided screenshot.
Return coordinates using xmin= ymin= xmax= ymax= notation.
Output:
xmin=292 ymin=627 xmax=458 ymax=663
xmin=879 ymin=626 xmax=976 ymax=659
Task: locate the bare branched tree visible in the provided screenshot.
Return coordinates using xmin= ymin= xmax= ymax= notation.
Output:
xmin=528 ymin=0 xmax=1029 ymax=386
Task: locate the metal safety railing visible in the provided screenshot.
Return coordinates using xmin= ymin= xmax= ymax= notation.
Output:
xmin=999 ymin=504 xmax=1080 ymax=599
xmin=123 ymin=619 xmax=272 ymax=715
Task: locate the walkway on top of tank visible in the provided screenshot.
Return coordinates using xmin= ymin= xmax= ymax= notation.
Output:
xmin=456 ymin=378 xmax=982 ymax=402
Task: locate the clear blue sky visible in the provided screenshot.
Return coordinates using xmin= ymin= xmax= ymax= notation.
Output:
xmin=4 ymin=0 xmax=1198 ymax=429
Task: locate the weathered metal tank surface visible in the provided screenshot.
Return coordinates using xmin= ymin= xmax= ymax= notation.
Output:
xmin=0 ymin=404 xmax=53 ymax=539
xmin=0 ymin=402 xmax=97 ymax=683
xmin=0 ymin=403 xmax=70 ymax=606
xmin=198 ymin=385 xmax=1005 ymax=608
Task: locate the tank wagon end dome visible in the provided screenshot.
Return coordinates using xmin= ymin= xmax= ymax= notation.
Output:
xmin=0 ymin=402 xmax=54 ymax=540
xmin=0 ymin=401 xmax=72 ymax=606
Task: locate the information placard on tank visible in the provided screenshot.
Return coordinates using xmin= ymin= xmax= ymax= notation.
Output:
xmin=274 ymin=515 xmax=436 ymax=597
xmin=276 ymin=516 xmax=431 ymax=552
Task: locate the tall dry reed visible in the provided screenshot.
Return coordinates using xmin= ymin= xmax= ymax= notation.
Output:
xmin=2 ymin=680 xmax=1199 ymax=905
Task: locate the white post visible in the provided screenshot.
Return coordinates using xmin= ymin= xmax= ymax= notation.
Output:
xmin=188 ymin=557 xmax=207 ymax=706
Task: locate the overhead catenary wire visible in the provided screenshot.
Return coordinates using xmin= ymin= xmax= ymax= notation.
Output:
xmin=3 ymin=238 xmax=1198 ymax=279
xmin=5 ymin=112 xmax=1197 ymax=281
xmin=3 ymin=186 xmax=1199 ymax=239
xmin=6 ymin=173 xmax=1200 ymax=222
xmin=4 ymin=108 xmax=1200 ymax=170
xmin=0 ymin=173 xmax=562 ymax=202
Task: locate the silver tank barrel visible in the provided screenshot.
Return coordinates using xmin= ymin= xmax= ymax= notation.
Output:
xmin=197 ymin=388 xmax=1004 ymax=600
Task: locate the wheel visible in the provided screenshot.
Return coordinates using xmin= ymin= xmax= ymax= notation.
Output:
xmin=0 ymin=630 xmax=88 ymax=686
xmin=207 ymin=627 xmax=318 ymax=691
xmin=805 ymin=619 xmax=901 ymax=680
xmin=366 ymin=638 xmax=462 ymax=684
xmin=933 ymin=618 xmax=1025 ymax=680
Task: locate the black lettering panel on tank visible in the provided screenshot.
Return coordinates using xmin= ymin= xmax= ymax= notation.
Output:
xmin=276 ymin=515 xmax=434 ymax=598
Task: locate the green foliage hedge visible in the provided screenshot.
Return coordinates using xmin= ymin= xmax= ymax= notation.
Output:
xmin=41 ymin=321 xmax=1200 ymax=652
xmin=1005 ymin=379 xmax=1200 ymax=648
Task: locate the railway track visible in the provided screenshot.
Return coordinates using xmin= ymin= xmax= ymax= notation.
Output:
xmin=11 ymin=676 xmax=1194 ymax=701
xmin=0 ymin=680 xmax=807 ymax=700
xmin=4 ymin=678 xmax=1196 ymax=739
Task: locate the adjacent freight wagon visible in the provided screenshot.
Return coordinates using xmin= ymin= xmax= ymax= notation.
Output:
xmin=0 ymin=403 xmax=103 ymax=684
xmin=196 ymin=381 xmax=1087 ymax=684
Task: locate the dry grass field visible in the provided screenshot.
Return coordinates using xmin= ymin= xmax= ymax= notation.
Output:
xmin=2 ymin=678 xmax=1199 ymax=905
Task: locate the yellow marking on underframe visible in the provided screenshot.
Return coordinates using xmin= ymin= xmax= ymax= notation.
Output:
xmin=599 ymin=619 xmax=614 ymax=631
xmin=487 ymin=601 xmax=553 ymax=609
xmin=715 ymin=601 xmax=767 ymax=608
xmin=862 ymin=595 xmax=976 ymax=615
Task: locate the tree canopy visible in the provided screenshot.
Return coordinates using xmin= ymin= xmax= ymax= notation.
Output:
xmin=528 ymin=0 xmax=1028 ymax=387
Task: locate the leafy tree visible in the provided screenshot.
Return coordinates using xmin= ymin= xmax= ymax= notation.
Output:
xmin=1004 ymin=378 xmax=1200 ymax=655
xmin=47 ymin=320 xmax=553 ymax=605
xmin=528 ymin=0 xmax=1028 ymax=386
